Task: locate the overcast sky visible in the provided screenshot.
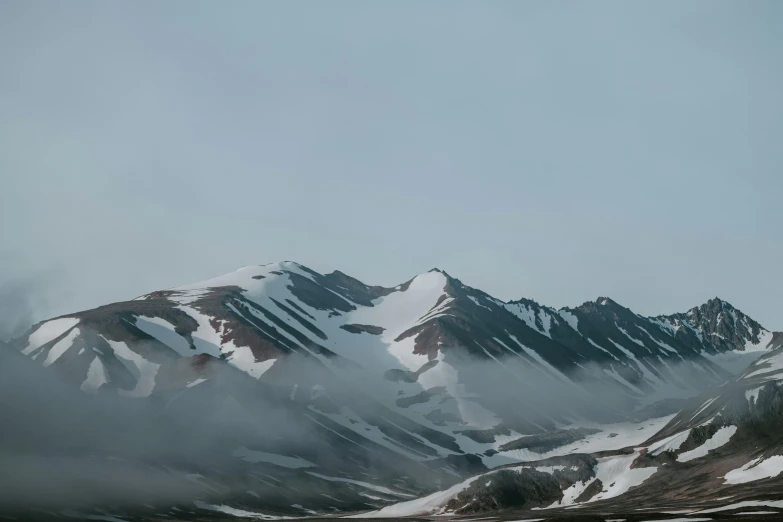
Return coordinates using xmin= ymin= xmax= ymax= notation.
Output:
xmin=1 ymin=1 xmax=781 ymax=332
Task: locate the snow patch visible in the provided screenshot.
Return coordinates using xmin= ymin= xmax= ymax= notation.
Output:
xmin=193 ymin=501 xmax=290 ymax=520
xmin=468 ymin=296 xmax=492 ymax=311
xmin=649 ymin=430 xmax=690 ymax=456
xmin=347 ymin=271 xmax=447 ymax=371
xmin=558 ymin=310 xmax=579 ymax=332
xmin=745 ymin=350 xmax=783 ymax=379
xmin=589 ymin=452 xmax=658 ymax=502
xmin=42 ymin=327 xmax=81 ymax=367
xmin=724 ymin=455 xmax=783 ymax=484
xmin=134 ymin=316 xmax=193 ymax=356
xmin=696 ymin=500 xmax=783 ymax=514
xmin=676 ymin=426 xmax=736 ymax=462
xmin=350 ymin=472 xmax=481 ymax=517
xmin=22 ymin=317 xmax=80 ymax=356
xmin=103 ymin=338 xmax=160 ymax=397
xmin=745 ymin=386 xmax=763 ymax=405
xmin=588 ymin=338 xmax=620 ymax=361
xmin=80 ymin=356 xmax=109 ymax=393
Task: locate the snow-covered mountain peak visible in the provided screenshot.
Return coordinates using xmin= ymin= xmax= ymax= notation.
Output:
xmin=659 ymin=297 xmax=769 ymax=354
xmin=6 ymin=261 xmax=783 ymax=519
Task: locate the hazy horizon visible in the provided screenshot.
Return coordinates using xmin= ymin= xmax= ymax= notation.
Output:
xmin=2 ymin=1 xmax=782 ymax=333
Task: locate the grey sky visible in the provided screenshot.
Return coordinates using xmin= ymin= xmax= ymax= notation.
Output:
xmin=1 ymin=1 xmax=782 ymax=331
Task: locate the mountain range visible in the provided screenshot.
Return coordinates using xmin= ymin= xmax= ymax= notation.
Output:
xmin=2 ymin=261 xmax=782 ymax=521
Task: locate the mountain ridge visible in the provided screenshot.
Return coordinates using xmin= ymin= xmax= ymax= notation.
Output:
xmin=3 ymin=260 xmax=781 ymax=519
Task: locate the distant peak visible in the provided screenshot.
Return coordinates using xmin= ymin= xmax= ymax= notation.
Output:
xmin=507 ymin=296 xmax=544 ymax=307
xmin=425 ymin=267 xmax=455 ymax=280
xmin=692 ymin=296 xmax=738 ymax=313
xmin=709 ymin=296 xmax=732 ymax=308
xmin=592 ymin=297 xmax=627 ymax=309
xmin=678 ymin=297 xmax=768 ymax=333
xmin=574 ymin=296 xmax=631 ymax=315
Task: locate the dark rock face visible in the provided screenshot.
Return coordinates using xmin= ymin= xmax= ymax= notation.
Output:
xmin=661 ymin=297 xmax=769 ymax=354
xmin=678 ymin=423 xmax=721 ymax=453
xmin=340 ymin=323 xmax=385 ymax=335
xmin=444 ymin=468 xmax=563 ymax=514
xmin=574 ymin=478 xmax=603 ymax=503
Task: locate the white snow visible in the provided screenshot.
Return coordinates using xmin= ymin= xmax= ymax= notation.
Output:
xmin=226 ymin=345 xmax=277 ymax=379
xmin=80 ymin=356 xmax=109 ymax=393
xmin=531 ymin=465 xmax=565 ymax=473
xmin=745 ymin=350 xmax=783 ymax=379
xmin=348 ymin=271 xmax=448 ymax=371
xmin=306 ymin=472 xmax=414 ymax=498
xmin=22 ymin=317 xmax=80 ymax=355
xmin=418 ymin=353 xmax=501 ymax=431
xmin=350 ymin=472 xmax=481 ymax=517
xmin=176 ymin=304 xmax=279 ymax=379
xmin=649 ymin=317 xmax=679 ymax=337
xmin=745 ymin=329 xmax=774 ymax=351
xmin=468 ymin=296 xmax=492 ymax=311
xmin=676 ymin=426 xmax=736 ymax=462
xmin=695 ymin=500 xmax=783 ymax=514
xmin=589 ymin=452 xmax=658 ymax=502
xmin=538 ymin=309 xmax=553 ymax=337
xmin=103 ymin=338 xmax=160 ymax=397
xmin=606 ymin=338 xmax=635 ymax=359
xmin=193 ymin=501 xmax=290 ymax=520
xmin=546 ymin=451 xmax=660 ymax=508
xmin=290 ymin=504 xmax=316 ymax=515
xmin=588 ymin=338 xmax=620 ymax=360
xmin=504 ymin=303 xmax=550 ymax=338
xmin=134 ymin=316 xmax=193 ymax=356
xmin=547 ymin=478 xmax=593 ymax=507
xmin=172 ymin=306 xmax=223 ymax=358
xmin=177 ymin=262 xmax=309 ymax=293
xmin=637 ymin=326 xmax=677 ymax=353
xmin=745 ymin=386 xmax=763 ymax=405
xmin=617 ymin=325 xmax=646 ymax=348
xmin=498 ymin=416 xmax=674 ymax=464
xmin=558 ymin=310 xmax=579 ymax=332
xmin=689 ymin=398 xmax=717 ymax=421
xmin=233 ymin=447 xmax=315 ymax=469
xmin=649 ymin=430 xmax=690 ymax=456
xmin=42 ymin=328 xmax=81 ymax=367
xmin=724 ymin=455 xmax=783 ymax=484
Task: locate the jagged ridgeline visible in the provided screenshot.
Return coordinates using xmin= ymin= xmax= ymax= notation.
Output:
xmin=2 ymin=261 xmax=780 ymax=519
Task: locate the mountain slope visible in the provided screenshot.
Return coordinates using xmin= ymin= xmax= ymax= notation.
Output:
xmin=4 ymin=261 xmax=779 ymax=518
xmin=365 ymin=334 xmax=783 ymax=519
xmin=14 ymin=262 xmax=773 ymax=404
